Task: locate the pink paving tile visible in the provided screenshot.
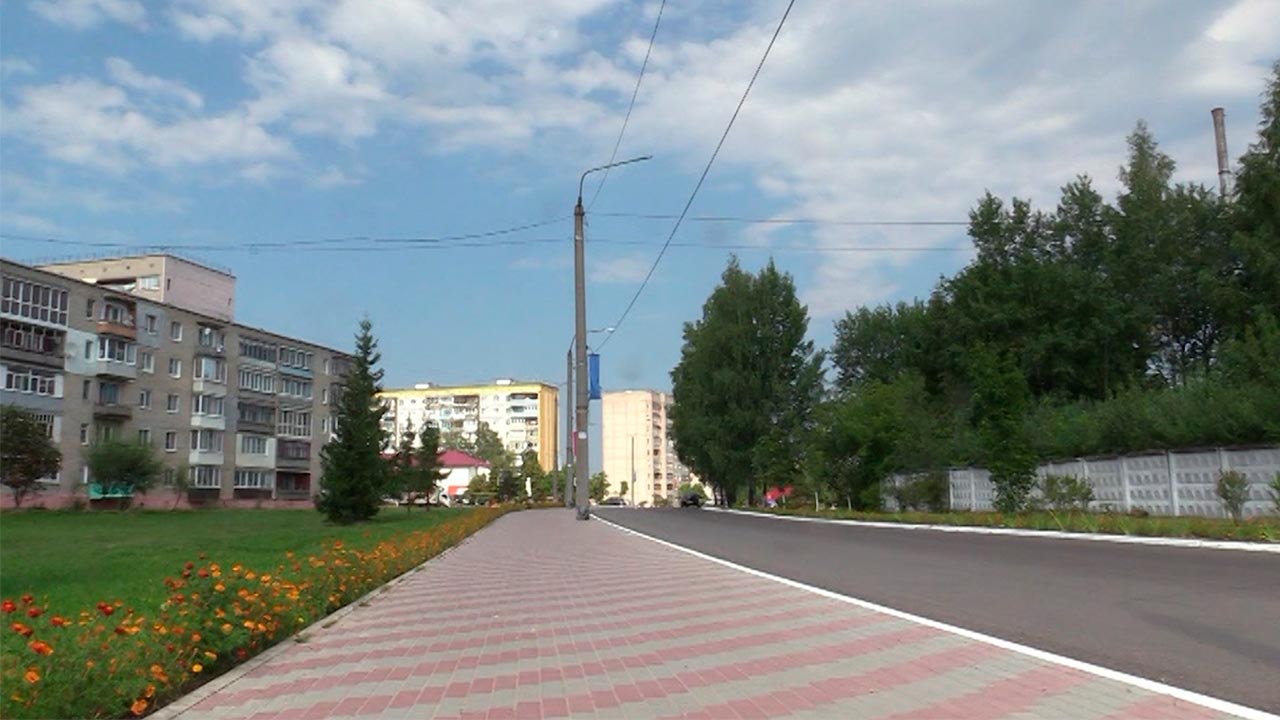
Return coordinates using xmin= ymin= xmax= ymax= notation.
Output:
xmin=1099 ymin=695 xmax=1228 ymax=720
xmin=880 ymin=665 xmax=1089 ymax=720
xmin=514 ymin=700 xmax=542 ymax=720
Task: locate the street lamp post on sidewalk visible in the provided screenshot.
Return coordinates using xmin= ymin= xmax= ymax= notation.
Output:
xmin=574 ymin=156 xmax=651 ymax=520
xmin=564 ymin=327 xmax=614 ymax=508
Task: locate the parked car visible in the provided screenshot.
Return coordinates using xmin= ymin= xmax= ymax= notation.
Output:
xmin=600 ymin=496 xmax=627 ymax=506
xmin=679 ymin=490 xmax=704 ymax=508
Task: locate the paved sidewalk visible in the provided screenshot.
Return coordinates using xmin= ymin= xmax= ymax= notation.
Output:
xmin=164 ymin=510 xmax=1243 ymax=719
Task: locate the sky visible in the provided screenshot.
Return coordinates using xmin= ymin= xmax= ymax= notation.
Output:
xmin=2 ymin=0 xmax=1278 ymax=406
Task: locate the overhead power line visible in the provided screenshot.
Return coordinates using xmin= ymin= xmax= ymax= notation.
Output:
xmin=597 ymin=0 xmax=798 ymax=351
xmin=594 ymin=212 xmax=967 ymax=227
xmin=588 ymin=0 xmax=666 ymax=210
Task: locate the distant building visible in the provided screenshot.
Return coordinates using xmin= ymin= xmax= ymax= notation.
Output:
xmin=378 ymin=379 xmax=559 ymax=472
xmin=1 ymin=257 xmax=348 ymax=508
xmin=39 ymin=253 xmax=236 ymax=322
xmin=601 ymin=389 xmax=692 ymax=507
xmin=438 ymin=449 xmax=490 ymax=504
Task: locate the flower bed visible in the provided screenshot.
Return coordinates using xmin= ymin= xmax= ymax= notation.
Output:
xmin=1 ymin=506 xmax=513 ymax=718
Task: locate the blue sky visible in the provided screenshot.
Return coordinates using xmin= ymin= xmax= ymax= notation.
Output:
xmin=2 ymin=0 xmax=1278 ymax=403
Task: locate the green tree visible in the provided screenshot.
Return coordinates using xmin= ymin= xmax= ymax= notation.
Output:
xmin=85 ymin=439 xmax=163 ymax=497
xmin=519 ymin=448 xmax=545 ymax=500
xmin=1233 ymin=61 xmax=1280 ymax=324
xmin=833 ymin=301 xmax=931 ymax=392
xmin=0 ymin=406 xmax=60 ymax=508
xmin=318 ymin=318 xmax=388 ymax=524
xmin=410 ymin=423 xmax=448 ymax=507
xmin=387 ymin=420 xmax=416 ymax=501
xmin=473 ymin=422 xmax=507 ymax=465
xmin=466 ymin=472 xmax=496 ymax=503
xmin=495 ymin=468 xmax=522 ymax=502
xmin=670 ymin=258 xmax=824 ymax=506
xmin=589 ymin=471 xmax=608 ymax=502
xmin=969 ymin=347 xmax=1036 ymax=513
xmin=441 ymin=429 xmax=476 ymax=454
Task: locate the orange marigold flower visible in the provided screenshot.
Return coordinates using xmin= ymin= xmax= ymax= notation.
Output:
xmin=50 ymin=616 xmax=68 ymax=627
xmin=184 ymin=561 xmax=194 ymax=571
xmin=28 ymin=640 xmax=53 ymax=655
xmin=243 ymin=620 xmax=255 ymax=630
xmin=20 ymin=594 xmax=33 ymax=605
xmin=203 ymin=651 xmax=217 ymax=660
xmin=86 ymin=660 xmax=96 ymax=669
xmin=245 ymin=571 xmax=257 ymax=581
xmin=214 ymin=583 xmax=225 ymax=593
xmin=191 ymin=663 xmax=203 ymax=673
xmin=25 ymin=607 xmax=43 ymax=618
xmin=131 ymin=698 xmax=148 ymax=716
xmin=24 ymin=667 xmax=40 ymax=684
xmin=221 ymin=623 xmax=232 ymax=634
xmin=197 ymin=568 xmax=209 ymax=578
xmin=145 ymin=684 xmax=156 ymax=698
xmin=1 ymin=600 xmax=16 ymax=613
xmin=191 ymin=632 xmax=202 ymax=643
xmin=231 ymin=563 xmax=243 ymax=573
xmin=114 ymin=626 xmax=129 ymax=635
xmin=11 ymin=622 xmax=33 ymax=637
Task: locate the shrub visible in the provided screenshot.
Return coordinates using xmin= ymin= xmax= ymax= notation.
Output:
xmin=1216 ymin=470 xmax=1250 ymax=522
xmin=1040 ymin=474 xmax=1094 ymax=512
xmin=1269 ymin=473 xmax=1280 ymax=515
xmin=890 ymin=472 xmax=949 ymax=512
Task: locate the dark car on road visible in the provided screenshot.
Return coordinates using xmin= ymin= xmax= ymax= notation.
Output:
xmin=679 ymin=490 xmax=704 ymax=508
xmin=601 ymin=496 xmax=627 ymax=506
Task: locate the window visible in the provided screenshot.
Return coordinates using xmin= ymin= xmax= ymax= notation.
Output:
xmin=234 ymin=469 xmax=271 ymax=489
xmin=139 ymin=389 xmax=151 ymax=409
xmin=278 ymin=439 xmax=310 ymax=460
xmin=164 ymin=431 xmax=178 ymax=452
xmin=322 ymin=387 xmax=329 ymax=405
xmin=323 ymin=359 xmax=330 ymax=374
xmin=80 ymin=423 xmax=89 ymax=445
xmin=238 ymin=403 xmax=275 ymax=425
xmin=98 ymin=382 xmax=121 ymax=405
xmin=168 ymin=358 xmax=182 ymax=378
xmin=102 ymin=301 xmax=130 ymax=325
xmin=192 ymin=393 xmax=225 ymax=416
xmin=320 ymin=417 xmax=330 ymax=434
xmin=84 ymin=339 xmax=92 ymax=359
xmin=238 ymin=338 xmax=277 ymax=363
xmin=28 ymin=412 xmax=55 ymax=439
xmin=170 ymin=321 xmax=182 ymax=341
xmin=2 ymin=320 xmax=62 ymax=355
xmin=0 ymin=278 xmax=68 ymax=325
xmin=189 ymin=429 xmax=224 ymax=452
xmin=194 ymin=356 xmax=226 ymax=382
xmin=240 ymin=434 xmax=269 ymax=454
xmin=280 ymin=377 xmax=312 ymax=399
xmin=85 ymin=299 xmax=95 ymax=318
xmin=191 ymin=465 xmax=221 ymax=488
xmin=277 ymin=409 xmax=311 ymax=437
xmin=197 ymin=326 xmax=224 ymax=349
xmin=137 ymin=428 xmax=151 ymax=445
xmin=4 ymin=366 xmax=56 ymax=395
xmin=145 ymin=314 xmax=158 ymax=334
xmin=139 ymin=275 xmax=160 ymax=291
xmin=279 ymin=347 xmax=314 ymax=370
xmin=141 ymin=351 xmax=154 ymax=373
xmin=98 ymin=337 xmax=136 ymax=364
xmin=238 ymin=368 xmax=275 ymax=394
xmin=166 ymin=393 xmax=180 ymax=413
xmin=82 ymin=379 xmax=91 ymax=400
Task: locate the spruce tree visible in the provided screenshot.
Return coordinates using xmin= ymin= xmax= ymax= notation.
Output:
xmin=317 ymin=318 xmax=388 ymax=524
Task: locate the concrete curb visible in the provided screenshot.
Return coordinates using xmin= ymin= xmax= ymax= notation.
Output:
xmin=705 ymin=507 xmax=1280 ymax=553
xmin=150 ymin=514 xmax=509 ymax=720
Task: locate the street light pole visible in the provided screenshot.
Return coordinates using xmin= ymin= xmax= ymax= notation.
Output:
xmin=573 ymin=155 xmax=651 ymax=521
xmin=563 ymin=347 xmax=573 ymax=508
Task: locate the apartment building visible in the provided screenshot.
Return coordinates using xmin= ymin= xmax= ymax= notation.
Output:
xmin=1 ymin=258 xmax=349 ymax=508
xmin=39 ymin=253 xmax=236 ymax=322
xmin=601 ymin=389 xmax=692 ymax=507
xmin=378 ymin=380 xmax=559 ymax=472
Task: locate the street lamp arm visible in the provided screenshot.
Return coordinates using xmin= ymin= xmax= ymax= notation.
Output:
xmin=578 ymin=155 xmax=653 ymax=202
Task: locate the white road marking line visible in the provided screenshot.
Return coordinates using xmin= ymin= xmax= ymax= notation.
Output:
xmin=597 ymin=515 xmax=1278 ymax=720
xmin=707 ymin=507 xmax=1280 ymax=553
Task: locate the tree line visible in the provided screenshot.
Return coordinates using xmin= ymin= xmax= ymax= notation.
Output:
xmin=671 ymin=62 xmax=1280 ymax=512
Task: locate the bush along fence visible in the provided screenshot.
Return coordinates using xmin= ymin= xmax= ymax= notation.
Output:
xmin=0 ymin=507 xmax=514 ymax=720
xmin=884 ymin=446 xmax=1280 ymax=519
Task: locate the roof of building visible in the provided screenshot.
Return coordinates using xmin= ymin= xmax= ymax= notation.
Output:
xmin=380 ymin=380 xmax=557 ymax=396
xmin=36 ymin=252 xmax=235 ymax=278
xmin=439 ymin=449 xmax=490 ymax=468
xmin=0 ymin=257 xmax=349 ymax=358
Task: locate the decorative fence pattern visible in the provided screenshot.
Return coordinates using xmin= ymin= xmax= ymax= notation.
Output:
xmin=886 ymin=446 xmax=1279 ymax=518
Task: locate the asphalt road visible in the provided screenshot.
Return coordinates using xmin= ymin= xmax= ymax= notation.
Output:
xmin=595 ymin=507 xmax=1280 ymax=713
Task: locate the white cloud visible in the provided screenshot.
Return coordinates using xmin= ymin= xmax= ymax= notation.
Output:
xmin=1 ymin=58 xmax=36 ymax=77
xmin=31 ymin=0 xmax=145 ymax=29
xmin=1 ymin=213 xmax=60 ymax=234
xmin=309 ymin=165 xmax=361 ymax=189
xmin=2 ymin=78 xmax=290 ymax=172
xmin=593 ymin=255 xmax=653 ymax=284
xmin=105 ymin=58 xmax=203 ymax=109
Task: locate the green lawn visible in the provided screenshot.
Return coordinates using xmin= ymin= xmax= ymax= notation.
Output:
xmin=0 ymin=507 xmax=466 ymax=613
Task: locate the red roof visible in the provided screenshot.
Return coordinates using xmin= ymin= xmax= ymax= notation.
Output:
xmin=438 ymin=449 xmax=490 ymax=468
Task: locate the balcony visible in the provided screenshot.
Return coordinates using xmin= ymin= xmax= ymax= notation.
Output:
xmin=96 ymin=319 xmax=137 ymax=340
xmin=95 ymin=361 xmax=137 ymax=380
xmin=93 ymin=402 xmax=132 ymax=420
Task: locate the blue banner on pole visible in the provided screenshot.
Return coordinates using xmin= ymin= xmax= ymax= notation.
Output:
xmin=588 ymin=353 xmax=601 ymax=400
